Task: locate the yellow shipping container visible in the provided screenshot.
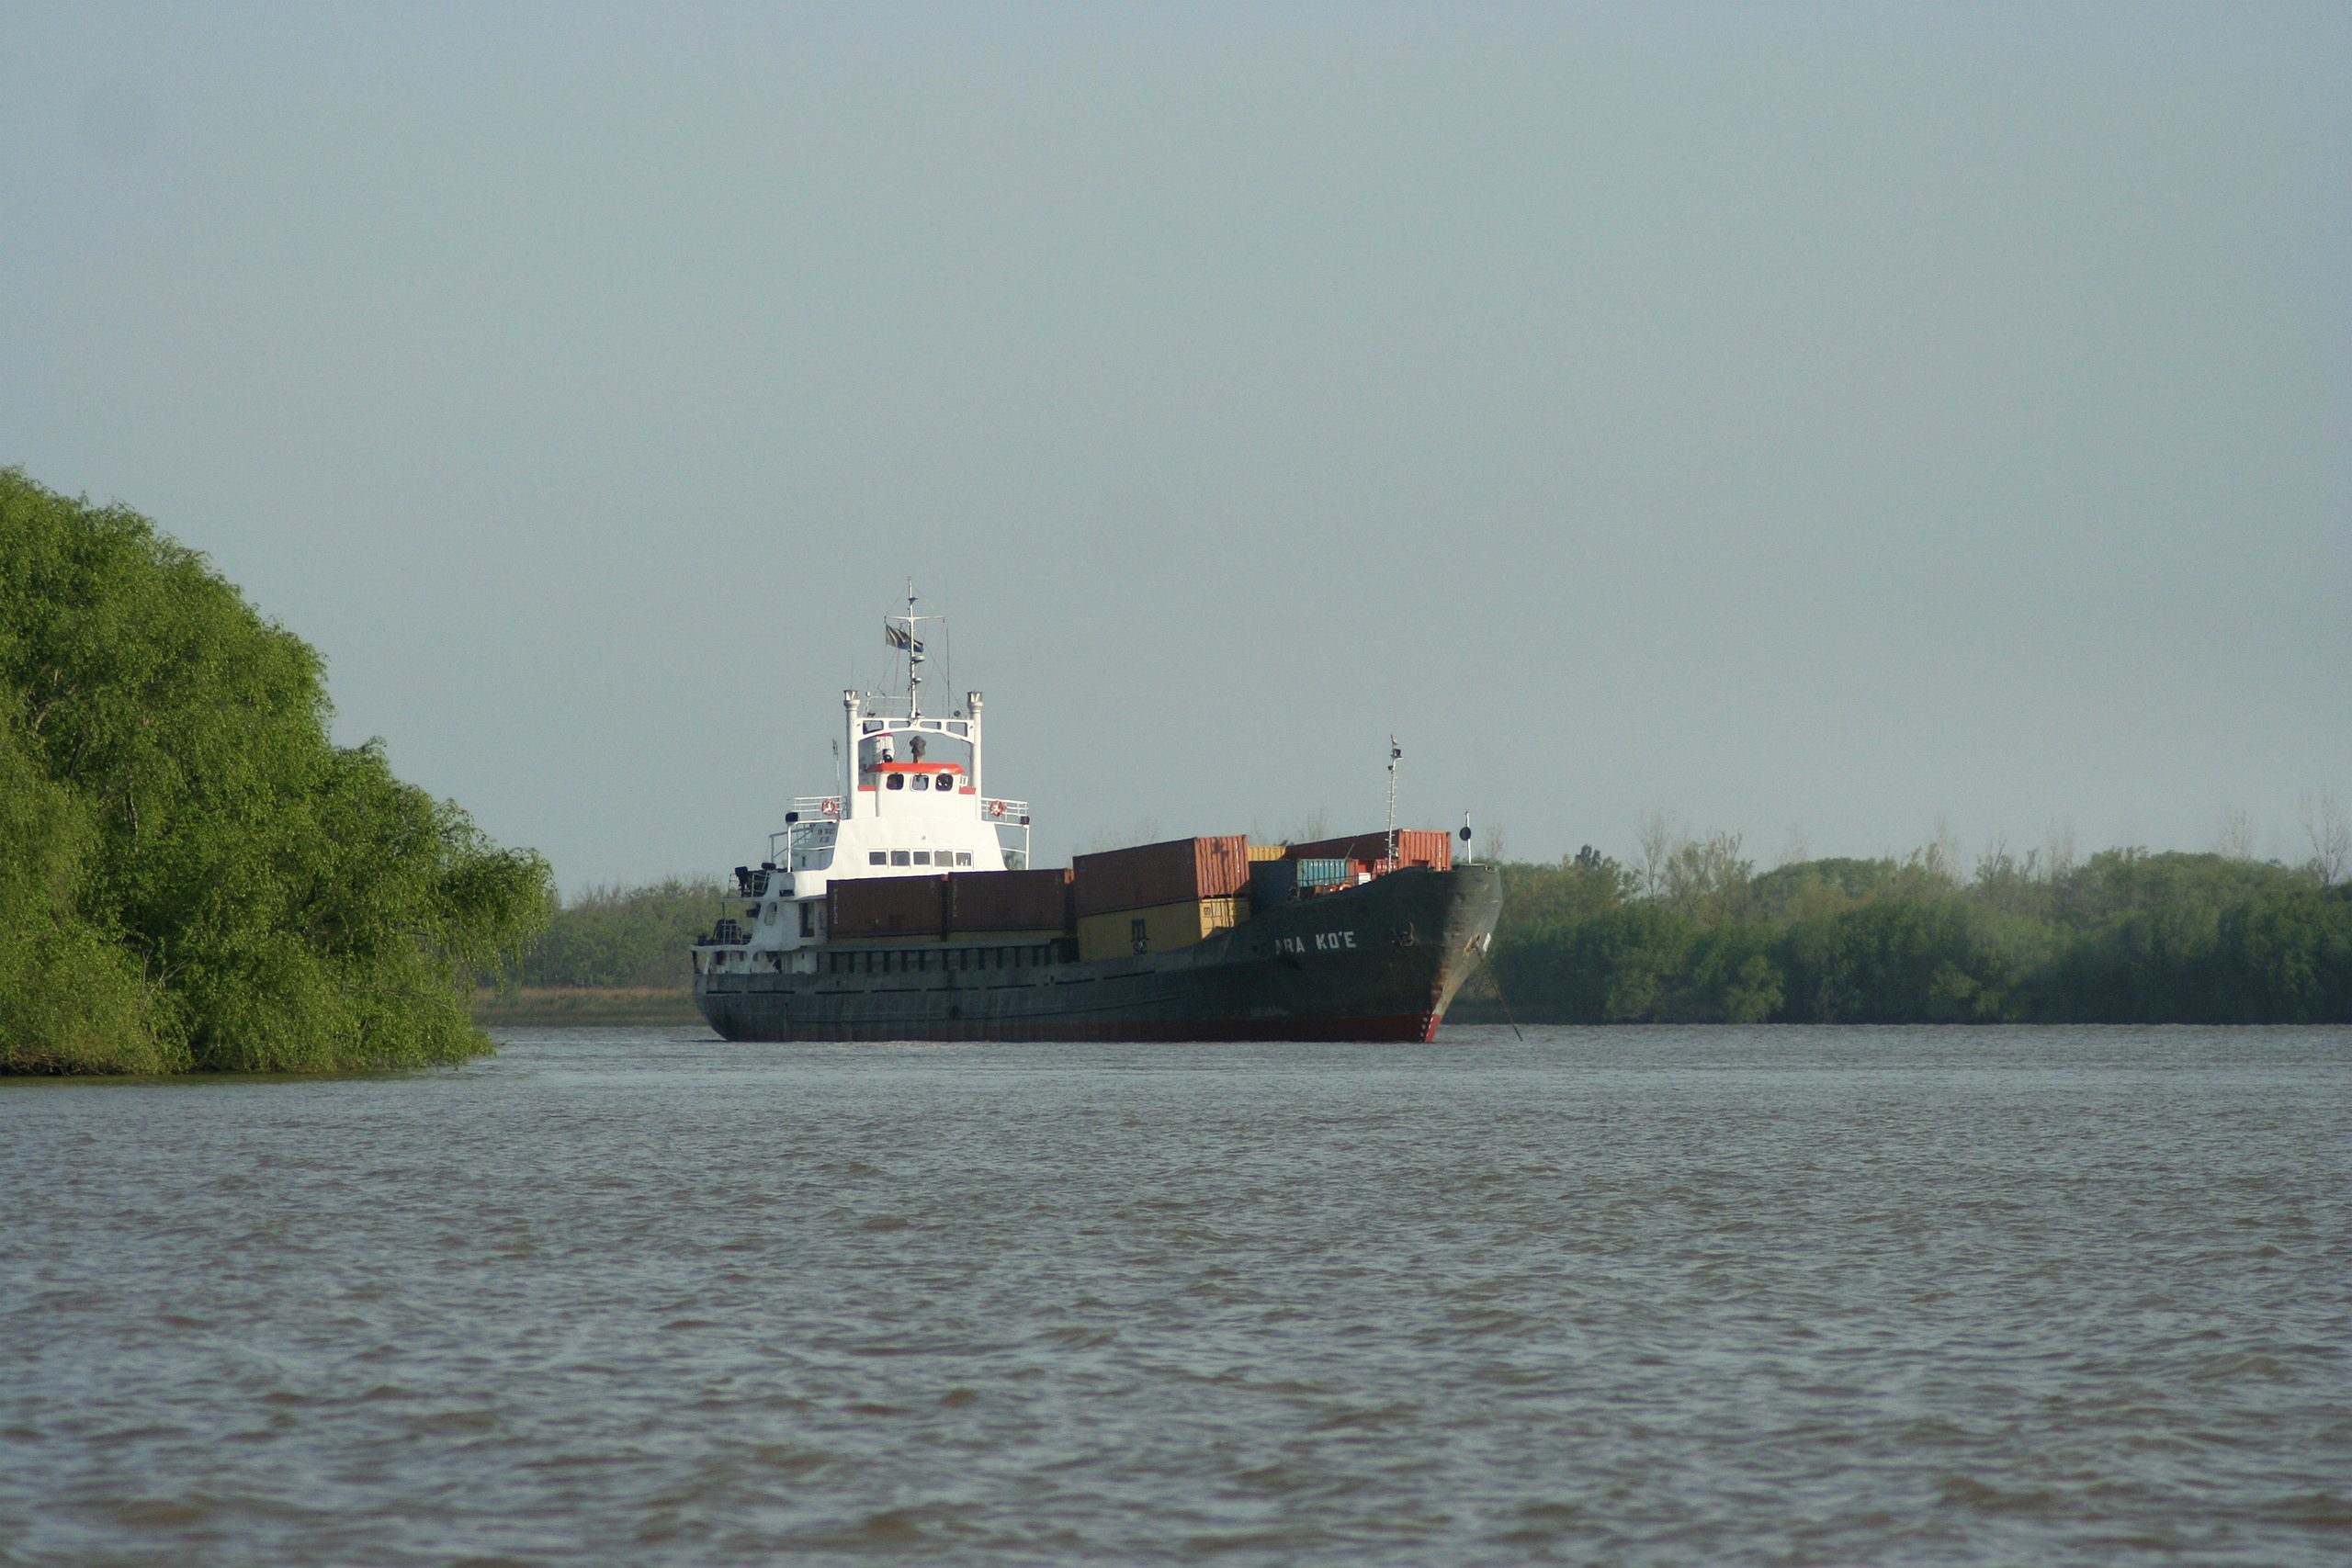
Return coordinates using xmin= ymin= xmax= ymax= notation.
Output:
xmin=1077 ymin=897 xmax=1246 ymax=962
xmin=1245 ymin=843 xmax=1288 ymax=863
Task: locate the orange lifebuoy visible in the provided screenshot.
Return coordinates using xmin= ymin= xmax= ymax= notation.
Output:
xmin=821 ymin=797 xmax=840 ymax=816
xmin=989 ymin=800 xmax=1005 ymax=818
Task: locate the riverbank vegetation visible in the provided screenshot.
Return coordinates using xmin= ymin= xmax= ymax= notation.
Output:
xmin=1478 ymin=828 xmax=2351 ymax=1024
xmin=474 ymin=876 xmax=720 ymax=1024
xmin=1 ymin=471 xmax=553 ymax=1074
xmin=489 ymin=828 xmax=2350 ymax=1028
xmin=501 ymin=876 xmax=723 ymax=991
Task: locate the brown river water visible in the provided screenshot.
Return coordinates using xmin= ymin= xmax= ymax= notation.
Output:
xmin=3 ymin=1025 xmax=2346 ymax=1566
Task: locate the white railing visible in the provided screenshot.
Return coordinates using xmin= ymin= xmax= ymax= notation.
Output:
xmin=983 ymin=799 xmax=1033 ymax=868
xmin=765 ymin=795 xmax=1035 ymax=870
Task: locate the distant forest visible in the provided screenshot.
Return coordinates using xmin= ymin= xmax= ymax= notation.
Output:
xmin=511 ymin=824 xmax=2352 ymax=1025
xmin=506 ymin=877 xmax=723 ymax=992
xmin=1477 ymin=830 xmax=2350 ymax=1025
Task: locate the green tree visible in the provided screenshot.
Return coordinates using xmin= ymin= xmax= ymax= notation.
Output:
xmin=513 ymin=876 xmax=728 ymax=989
xmin=0 ymin=469 xmax=552 ymax=1073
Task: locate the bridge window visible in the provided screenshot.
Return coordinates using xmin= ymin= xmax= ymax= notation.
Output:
xmin=911 ymin=774 xmax=930 ymax=791
xmin=869 ymin=852 xmax=887 ymax=865
xmin=956 ymin=852 xmax=974 ymax=866
xmin=887 ymin=774 xmax=904 ymax=791
xmin=912 ymin=851 xmax=931 ymax=865
xmin=891 ymin=851 xmax=911 ymax=866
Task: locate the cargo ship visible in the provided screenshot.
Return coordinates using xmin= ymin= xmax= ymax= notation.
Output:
xmin=690 ymin=599 xmax=1502 ymax=1043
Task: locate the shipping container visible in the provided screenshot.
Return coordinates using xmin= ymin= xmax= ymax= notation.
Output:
xmin=1249 ymin=858 xmax=1298 ymax=911
xmin=946 ymin=868 xmax=1075 ymax=933
xmin=1293 ymin=858 xmax=1351 ymax=888
xmin=1072 ymin=835 xmax=1250 ymax=918
xmin=1245 ymin=843 xmax=1289 ymax=863
xmin=827 ymin=874 xmax=949 ymax=940
xmin=1284 ymin=829 xmax=1454 ymax=871
xmin=1075 ymin=897 xmax=1246 ymax=963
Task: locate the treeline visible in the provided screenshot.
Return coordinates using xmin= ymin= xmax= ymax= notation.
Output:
xmin=503 ymin=877 xmax=726 ymax=990
xmin=1484 ymin=836 xmax=2352 ymax=1024
xmin=1 ymin=471 xmax=552 ymax=1074
xmin=509 ymin=838 xmax=2352 ymax=1025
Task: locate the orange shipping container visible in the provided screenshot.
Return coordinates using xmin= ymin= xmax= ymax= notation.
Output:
xmin=1072 ymin=836 xmax=1250 ymax=918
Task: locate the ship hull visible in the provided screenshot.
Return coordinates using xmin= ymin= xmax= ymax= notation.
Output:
xmin=694 ymin=864 xmax=1501 ymax=1043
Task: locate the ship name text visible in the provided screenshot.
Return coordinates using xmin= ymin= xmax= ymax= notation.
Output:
xmin=1273 ymin=931 xmax=1358 ymax=955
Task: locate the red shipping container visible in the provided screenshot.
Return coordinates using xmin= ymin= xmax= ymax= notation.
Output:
xmin=1071 ymin=835 xmax=1250 ymax=918
xmin=947 ymin=868 xmax=1075 ymax=933
xmin=1283 ymin=829 xmax=1454 ymax=871
xmin=828 ymin=874 xmax=949 ymax=939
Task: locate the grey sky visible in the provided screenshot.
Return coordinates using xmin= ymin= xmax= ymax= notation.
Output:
xmin=5 ymin=2 xmax=2346 ymax=890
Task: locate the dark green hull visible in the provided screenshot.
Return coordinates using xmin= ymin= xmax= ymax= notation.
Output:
xmin=694 ymin=864 xmax=1502 ymax=1043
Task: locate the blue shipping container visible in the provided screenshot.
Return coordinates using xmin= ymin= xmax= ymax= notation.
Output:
xmin=1294 ymin=858 xmax=1351 ymax=888
xmin=1249 ymin=859 xmax=1299 ymax=911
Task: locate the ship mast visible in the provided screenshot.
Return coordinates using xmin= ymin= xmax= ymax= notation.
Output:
xmin=1385 ymin=735 xmax=1401 ymax=872
xmin=904 ymin=579 xmax=923 ymax=718
xmin=885 ymin=580 xmax=942 ymax=720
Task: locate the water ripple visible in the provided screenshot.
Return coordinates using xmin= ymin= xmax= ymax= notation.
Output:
xmin=1 ymin=1024 xmax=2346 ymax=1565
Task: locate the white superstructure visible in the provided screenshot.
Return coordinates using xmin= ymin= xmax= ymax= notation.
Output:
xmin=697 ymin=593 xmax=1030 ymax=976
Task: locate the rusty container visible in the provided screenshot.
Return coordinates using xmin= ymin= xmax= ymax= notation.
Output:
xmin=947 ymin=868 xmax=1076 ymax=933
xmin=827 ymin=874 xmax=950 ymax=940
xmin=1072 ymin=836 xmax=1250 ymax=918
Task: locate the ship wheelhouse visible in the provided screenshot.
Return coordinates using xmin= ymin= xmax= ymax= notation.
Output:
xmin=693 ymin=596 xmax=1031 ymax=976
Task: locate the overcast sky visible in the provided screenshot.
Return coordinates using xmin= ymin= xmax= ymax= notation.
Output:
xmin=5 ymin=2 xmax=2346 ymax=890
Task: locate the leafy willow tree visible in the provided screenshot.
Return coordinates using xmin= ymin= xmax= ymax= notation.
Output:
xmin=1 ymin=469 xmax=552 ymax=1073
